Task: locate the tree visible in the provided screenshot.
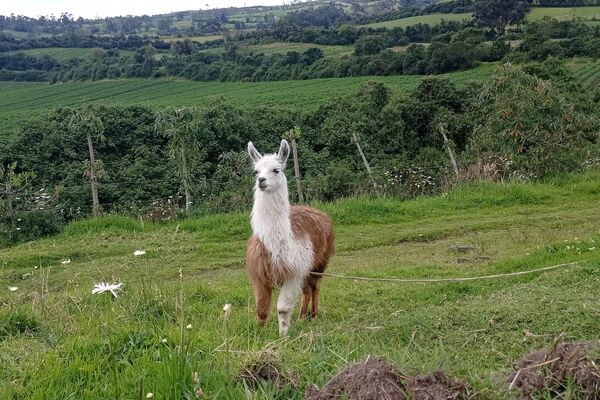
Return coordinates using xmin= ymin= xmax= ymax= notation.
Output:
xmin=0 ymin=162 xmax=34 ymax=214
xmin=155 ymin=107 xmax=200 ymax=214
xmin=67 ymin=106 xmax=105 ymax=216
xmin=473 ymin=0 xmax=530 ymax=35
xmin=283 ymin=126 xmax=304 ymax=203
xmin=354 ymin=35 xmax=386 ymax=56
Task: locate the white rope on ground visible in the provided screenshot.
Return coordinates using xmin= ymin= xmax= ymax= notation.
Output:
xmin=310 ymin=260 xmax=591 ymax=283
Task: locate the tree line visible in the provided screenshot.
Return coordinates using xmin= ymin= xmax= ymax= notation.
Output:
xmin=4 ymin=19 xmax=600 ymax=83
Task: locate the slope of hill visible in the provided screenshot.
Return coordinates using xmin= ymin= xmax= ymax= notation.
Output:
xmin=528 ymin=6 xmax=600 ymax=23
xmin=359 ymin=12 xmax=473 ymax=29
xmin=1 ymin=168 xmax=599 ymax=398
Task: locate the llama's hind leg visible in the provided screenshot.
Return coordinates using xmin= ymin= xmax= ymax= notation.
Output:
xmin=299 ymin=285 xmax=311 ymax=320
xmin=277 ymin=276 xmax=303 ymax=336
xmin=254 ymin=283 xmax=272 ymax=326
xmin=309 ymin=281 xmax=321 ymax=319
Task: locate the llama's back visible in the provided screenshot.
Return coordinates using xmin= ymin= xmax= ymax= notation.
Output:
xmin=291 ymin=205 xmax=334 ymax=272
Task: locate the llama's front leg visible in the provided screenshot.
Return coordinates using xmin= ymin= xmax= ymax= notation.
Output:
xmin=277 ymin=276 xmax=303 ymax=336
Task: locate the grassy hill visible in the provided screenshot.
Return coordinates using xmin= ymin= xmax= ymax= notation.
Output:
xmin=528 ymin=6 xmax=600 ymax=24
xmin=1 ymin=169 xmax=599 ymax=398
xmin=359 ymin=12 xmax=473 ymax=29
xmin=5 ymin=47 xmax=136 ymax=60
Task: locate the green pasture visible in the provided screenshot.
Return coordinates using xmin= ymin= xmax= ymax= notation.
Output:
xmin=359 ymin=12 xmax=473 ymax=29
xmin=1 ymin=169 xmax=599 ymax=398
xmin=528 ymin=6 xmax=600 ymax=22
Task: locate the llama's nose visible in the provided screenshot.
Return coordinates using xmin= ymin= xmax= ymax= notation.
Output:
xmin=258 ymin=177 xmax=267 ymax=184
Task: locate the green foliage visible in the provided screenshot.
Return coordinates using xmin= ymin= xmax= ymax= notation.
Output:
xmin=354 ymin=35 xmax=386 ymax=56
xmin=0 ymin=210 xmax=64 ymax=246
xmin=473 ymin=0 xmax=530 ymax=34
xmin=468 ymin=63 xmax=599 ymax=177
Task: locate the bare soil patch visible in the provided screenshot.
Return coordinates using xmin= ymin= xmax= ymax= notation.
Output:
xmin=509 ymin=341 xmax=600 ymax=399
xmin=240 ymin=351 xmax=299 ymax=389
xmin=304 ymin=356 xmax=475 ymax=400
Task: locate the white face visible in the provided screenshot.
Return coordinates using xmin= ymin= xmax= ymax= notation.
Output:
xmin=248 ymin=140 xmax=290 ymax=193
xmin=253 ymin=155 xmax=287 ymax=192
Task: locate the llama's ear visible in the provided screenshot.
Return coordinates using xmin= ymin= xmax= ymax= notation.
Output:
xmin=277 ymin=140 xmax=290 ymax=165
xmin=247 ymin=142 xmax=262 ymax=163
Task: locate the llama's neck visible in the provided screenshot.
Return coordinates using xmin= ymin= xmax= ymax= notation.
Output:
xmin=251 ymin=185 xmax=293 ymax=258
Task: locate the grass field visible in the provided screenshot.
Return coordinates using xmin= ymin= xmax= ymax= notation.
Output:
xmin=161 ymin=35 xmax=224 ymax=43
xmin=360 ymin=12 xmax=472 ymax=29
xmin=246 ymin=42 xmax=354 ymax=57
xmin=1 ymin=169 xmax=599 ymax=398
xmin=5 ymin=47 xmax=135 ymax=61
xmin=199 ymin=42 xmax=354 ymax=57
xmin=528 ymin=6 xmax=600 ymax=23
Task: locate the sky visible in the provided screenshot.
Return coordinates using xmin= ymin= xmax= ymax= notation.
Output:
xmin=0 ymin=0 xmax=292 ymax=19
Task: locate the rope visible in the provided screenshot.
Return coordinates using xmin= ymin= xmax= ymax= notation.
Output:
xmin=310 ymin=260 xmax=590 ymax=283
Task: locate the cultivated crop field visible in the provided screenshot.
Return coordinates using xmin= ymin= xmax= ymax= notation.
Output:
xmin=1 ymin=169 xmax=599 ymax=398
xmin=570 ymin=59 xmax=600 ymax=89
xmin=0 ymin=63 xmax=499 ymax=137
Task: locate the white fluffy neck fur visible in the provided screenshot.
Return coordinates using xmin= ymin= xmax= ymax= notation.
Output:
xmin=251 ymin=182 xmax=312 ymax=274
xmin=251 ymin=183 xmax=292 ymax=259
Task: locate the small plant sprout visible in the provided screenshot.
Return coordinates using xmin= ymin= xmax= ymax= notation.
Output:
xmin=223 ymin=303 xmax=232 ymax=320
xmin=91 ymin=282 xmax=123 ymax=298
xmin=8 ymin=286 xmax=18 ymax=292
xmin=61 ymin=258 xmax=71 ymax=265
xmin=133 ymin=249 xmax=146 ymax=256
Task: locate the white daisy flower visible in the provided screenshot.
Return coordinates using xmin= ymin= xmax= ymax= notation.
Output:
xmin=92 ymin=282 xmax=123 ymax=298
xmin=223 ymin=303 xmax=232 ymax=320
xmin=61 ymin=259 xmax=71 ymax=265
xmin=8 ymin=286 xmax=18 ymax=292
xmin=186 ymin=324 xmax=192 ymax=330
xmin=133 ymin=249 xmax=146 ymax=256
xmin=146 ymin=393 xmax=154 ymax=399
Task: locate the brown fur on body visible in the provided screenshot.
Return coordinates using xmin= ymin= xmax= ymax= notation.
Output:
xmin=246 ymin=205 xmax=334 ymax=325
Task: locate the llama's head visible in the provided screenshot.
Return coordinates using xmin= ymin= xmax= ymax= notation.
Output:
xmin=247 ymin=140 xmax=290 ymax=193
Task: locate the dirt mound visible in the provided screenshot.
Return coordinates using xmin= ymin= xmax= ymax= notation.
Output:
xmin=240 ymin=351 xmax=298 ymax=389
xmin=407 ymin=371 xmax=475 ymax=400
xmin=304 ymin=357 xmax=474 ymax=400
xmin=509 ymin=341 xmax=600 ymax=399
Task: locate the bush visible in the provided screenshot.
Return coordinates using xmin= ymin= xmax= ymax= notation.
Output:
xmin=467 ymin=64 xmax=599 ymax=178
xmin=0 ymin=210 xmax=64 ymax=246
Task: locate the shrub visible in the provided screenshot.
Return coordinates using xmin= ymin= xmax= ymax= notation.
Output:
xmin=467 ymin=64 xmax=599 ymax=177
xmin=0 ymin=210 xmax=64 ymax=246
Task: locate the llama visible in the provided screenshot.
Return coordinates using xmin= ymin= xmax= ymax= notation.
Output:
xmin=246 ymin=139 xmax=334 ymax=336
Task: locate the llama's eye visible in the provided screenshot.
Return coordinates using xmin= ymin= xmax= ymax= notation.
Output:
xmin=254 ymin=170 xmax=258 ymax=175
xmin=273 ymin=169 xmax=280 ymax=174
